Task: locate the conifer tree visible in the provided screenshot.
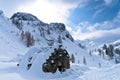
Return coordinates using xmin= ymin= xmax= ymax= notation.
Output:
xmin=83 ymin=56 xmax=87 ymax=65
xmin=24 ymin=31 xmax=35 ymax=47
xmin=71 ymin=54 xmax=75 ymax=63
xmin=21 ymin=30 xmax=25 ymax=40
xmin=58 ymin=35 xmax=62 ymax=44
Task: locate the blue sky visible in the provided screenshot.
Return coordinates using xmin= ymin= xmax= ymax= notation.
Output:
xmin=68 ymin=0 xmax=120 ymax=25
xmin=0 ymin=0 xmax=120 ymax=42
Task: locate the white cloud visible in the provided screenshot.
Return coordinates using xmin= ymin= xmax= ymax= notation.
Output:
xmin=17 ymin=0 xmax=87 ymax=24
xmin=104 ymin=0 xmax=113 ymax=5
xmin=1 ymin=0 xmax=88 ymax=23
xmin=0 ymin=0 xmax=33 ymax=17
xmin=69 ymin=10 xmax=120 ymax=41
xmin=92 ymin=8 xmax=104 ymax=19
xmin=71 ymin=27 xmax=120 ymax=40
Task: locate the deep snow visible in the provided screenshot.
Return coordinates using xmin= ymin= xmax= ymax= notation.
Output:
xmin=0 ymin=60 xmax=120 ymax=80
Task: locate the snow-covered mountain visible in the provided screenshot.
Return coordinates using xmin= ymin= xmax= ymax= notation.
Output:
xmin=88 ymin=39 xmax=120 ymax=64
xmin=10 ymin=12 xmax=74 ymax=47
xmin=10 ymin=12 xmax=112 ymax=78
xmin=0 ymin=10 xmax=119 ymax=80
xmin=0 ymin=11 xmax=74 ymax=57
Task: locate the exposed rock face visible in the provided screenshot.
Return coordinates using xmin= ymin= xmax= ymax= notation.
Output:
xmin=42 ymin=46 xmax=70 ymax=74
xmin=10 ymin=12 xmax=39 ymax=21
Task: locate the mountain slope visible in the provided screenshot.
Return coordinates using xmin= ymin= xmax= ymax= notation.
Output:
xmin=0 ymin=11 xmax=28 ymax=59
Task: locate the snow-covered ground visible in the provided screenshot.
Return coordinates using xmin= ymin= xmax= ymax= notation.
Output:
xmin=0 ymin=59 xmax=120 ymax=80
xmin=80 ymin=64 xmax=120 ymax=80
xmin=0 ymin=59 xmax=88 ymax=80
xmin=0 ymin=61 xmax=26 ymax=80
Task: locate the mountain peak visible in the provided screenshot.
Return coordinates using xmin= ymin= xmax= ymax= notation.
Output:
xmin=50 ymin=23 xmax=65 ymax=31
xmin=10 ymin=12 xmax=39 ymax=21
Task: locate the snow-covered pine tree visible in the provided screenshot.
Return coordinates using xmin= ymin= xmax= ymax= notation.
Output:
xmin=58 ymin=35 xmax=62 ymax=44
xmin=83 ymin=56 xmax=87 ymax=65
xmin=21 ymin=30 xmax=25 ymax=40
xmin=71 ymin=54 xmax=75 ymax=63
xmin=24 ymin=31 xmax=35 ymax=47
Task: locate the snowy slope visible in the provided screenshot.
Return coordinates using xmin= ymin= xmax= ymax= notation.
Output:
xmin=90 ymin=39 xmax=120 ymax=64
xmin=18 ymin=38 xmax=113 ymax=80
xmin=0 ymin=11 xmax=28 ymax=59
xmin=80 ymin=64 xmax=120 ymax=80
xmin=0 ymin=62 xmax=26 ymax=80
